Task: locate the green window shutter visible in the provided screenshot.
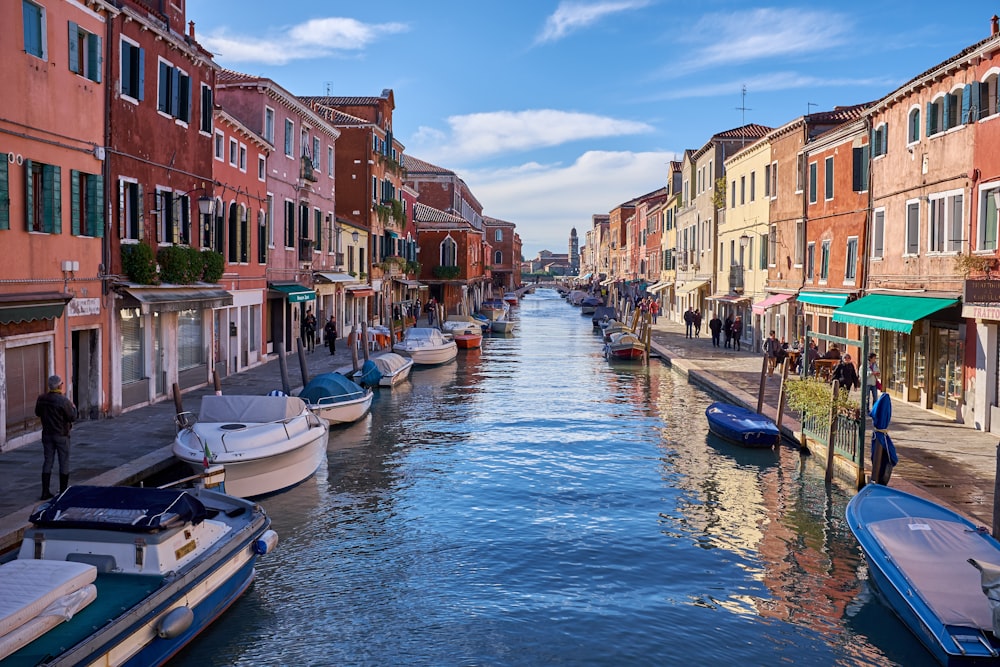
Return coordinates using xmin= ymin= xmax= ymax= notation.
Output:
xmin=0 ymin=159 xmax=8 ymax=230
xmin=68 ymin=22 xmax=80 ymax=74
xmin=943 ymin=95 xmax=952 ymax=129
xmin=926 ymin=102 xmax=933 ymax=135
xmin=23 ymin=1 xmax=41 ymax=56
xmin=88 ymin=174 xmax=103 ymax=237
xmin=170 ymin=67 xmax=181 ymax=117
xmin=24 ymin=160 xmax=33 ymax=231
xmin=136 ymin=183 xmax=144 ymax=240
xmin=89 ymin=34 xmax=102 ymax=84
xmin=882 ymin=123 xmax=888 ymax=155
xmin=50 ymin=166 xmax=61 ymax=234
xmin=970 ymin=82 xmax=982 ymax=121
xmin=70 ymin=169 xmax=81 ymax=235
xmin=137 ymin=48 xmax=145 ymax=101
xmin=158 ymin=61 xmax=170 ymax=112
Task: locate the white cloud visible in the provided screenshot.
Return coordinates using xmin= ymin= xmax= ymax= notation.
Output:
xmin=410 ymin=110 xmax=653 ymax=164
xmin=537 ymin=1 xmax=652 ymax=44
xmin=201 ymin=18 xmax=408 ymax=65
xmin=659 ymin=71 xmax=893 ymax=100
xmin=464 ymin=150 xmax=677 ymax=256
xmin=671 ymin=8 xmax=851 ymax=73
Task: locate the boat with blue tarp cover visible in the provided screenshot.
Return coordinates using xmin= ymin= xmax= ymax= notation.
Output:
xmin=0 ymin=485 xmax=276 ymax=667
xmin=704 ymin=401 xmax=780 ymax=447
xmin=847 ymin=483 xmax=1000 ymax=665
xmin=299 ymin=372 xmax=373 ymax=425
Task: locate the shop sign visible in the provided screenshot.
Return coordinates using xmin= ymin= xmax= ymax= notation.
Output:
xmin=962 ymin=304 xmax=1000 ymax=321
xmin=964 ymin=279 xmax=1000 ymax=305
xmin=68 ymin=298 xmax=101 ymax=317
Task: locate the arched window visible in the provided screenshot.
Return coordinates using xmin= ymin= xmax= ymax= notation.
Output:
xmin=981 ymin=71 xmax=1000 ymax=119
xmin=227 ymin=202 xmax=238 ymax=263
xmin=440 ymin=236 xmax=457 ymax=266
xmin=494 ymin=250 xmax=502 ymax=265
xmin=239 ymin=204 xmax=249 ymax=263
xmin=907 ymin=107 xmax=920 ymax=144
xmin=257 ymin=210 xmax=267 ymax=264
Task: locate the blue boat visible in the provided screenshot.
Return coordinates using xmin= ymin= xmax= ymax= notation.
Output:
xmin=847 ymin=484 xmax=1000 ymax=665
xmin=0 ymin=485 xmax=276 ymax=666
xmin=299 ymin=372 xmax=373 ymax=425
xmin=704 ymin=401 xmax=780 ymax=447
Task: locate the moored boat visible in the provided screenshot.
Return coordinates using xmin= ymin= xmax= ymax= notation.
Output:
xmin=369 ymin=352 xmax=414 ymax=386
xmin=393 ymin=327 xmax=458 ymax=366
xmin=479 ymin=299 xmax=509 ymax=321
xmin=704 ymin=401 xmax=780 ymax=447
xmin=846 ymin=483 xmax=1000 ymax=665
xmin=172 ymin=394 xmax=328 ymax=498
xmin=453 ymin=331 xmax=483 ymax=348
xmin=0 ymin=485 xmax=276 ymax=666
xmin=604 ymin=331 xmax=645 ymax=360
xmin=490 ymin=316 xmax=515 ymax=333
xmin=299 ymin=372 xmax=373 ymax=425
xmin=503 ymin=292 xmax=518 ymax=305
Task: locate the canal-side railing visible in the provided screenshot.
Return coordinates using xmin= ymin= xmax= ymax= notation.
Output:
xmin=801 ymin=413 xmax=861 ymax=463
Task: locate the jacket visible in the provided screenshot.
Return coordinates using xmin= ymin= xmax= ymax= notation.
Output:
xmin=831 ymin=361 xmax=860 ymax=390
xmin=35 ymin=391 xmax=77 ymax=437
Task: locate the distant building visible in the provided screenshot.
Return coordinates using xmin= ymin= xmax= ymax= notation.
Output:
xmin=569 ymin=228 xmax=579 ymax=274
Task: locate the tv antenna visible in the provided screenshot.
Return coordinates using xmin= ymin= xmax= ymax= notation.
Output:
xmin=807 ymin=102 xmax=818 ymax=115
xmin=325 ymin=81 xmax=333 ymax=96
xmin=736 ymin=85 xmax=752 ymax=145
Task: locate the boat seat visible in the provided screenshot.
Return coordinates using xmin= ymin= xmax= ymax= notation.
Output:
xmin=67 ymin=553 xmax=117 ymax=573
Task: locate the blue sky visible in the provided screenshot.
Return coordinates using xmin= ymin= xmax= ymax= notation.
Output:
xmin=188 ymin=1 xmax=996 ymax=259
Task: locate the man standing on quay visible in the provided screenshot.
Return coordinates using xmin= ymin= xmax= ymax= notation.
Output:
xmin=708 ymin=312 xmax=723 ymax=347
xmin=35 ymin=375 xmax=77 ymax=500
xmin=324 ymin=315 xmax=337 ymax=355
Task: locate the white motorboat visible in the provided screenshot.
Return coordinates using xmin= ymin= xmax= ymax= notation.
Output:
xmin=370 ymin=353 xmax=414 ymax=386
xmin=490 ymin=316 xmax=516 ymax=334
xmin=0 ymin=485 xmax=276 ymax=666
xmin=394 ymin=327 xmax=458 ymax=366
xmin=299 ymin=372 xmax=373 ymax=425
xmin=172 ymin=395 xmax=328 ymax=498
xmin=478 ymin=299 xmax=509 ymax=321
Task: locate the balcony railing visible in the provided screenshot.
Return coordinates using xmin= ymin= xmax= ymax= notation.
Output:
xmin=728 ymin=265 xmax=745 ymax=293
xmin=301 ymin=155 xmax=318 ymax=182
xmin=298 ymin=238 xmax=314 ymax=262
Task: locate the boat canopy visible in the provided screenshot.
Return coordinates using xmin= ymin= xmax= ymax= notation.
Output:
xmin=29 ymin=486 xmax=207 ymax=533
xmin=374 ymin=353 xmax=410 ymax=375
xmin=199 ymin=395 xmax=306 ymax=423
xmin=300 ymin=373 xmax=365 ymax=404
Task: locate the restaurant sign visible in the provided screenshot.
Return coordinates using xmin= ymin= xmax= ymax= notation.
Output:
xmin=963 ymin=279 xmax=1000 ymax=320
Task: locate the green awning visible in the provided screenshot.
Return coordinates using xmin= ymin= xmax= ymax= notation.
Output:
xmin=832 ymin=294 xmax=959 ymax=333
xmin=269 ymin=283 xmax=316 ymax=303
xmin=0 ymin=292 xmax=71 ymax=324
xmin=797 ymin=290 xmax=851 ymax=308
xmin=120 ymin=286 xmax=233 ymax=313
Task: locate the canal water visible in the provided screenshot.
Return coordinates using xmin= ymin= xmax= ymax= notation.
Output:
xmin=177 ymin=288 xmax=935 ymax=666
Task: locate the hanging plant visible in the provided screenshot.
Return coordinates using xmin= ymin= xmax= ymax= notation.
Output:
xmin=433 ymin=265 xmax=461 ymax=279
xmin=121 ymin=242 xmax=158 ymax=284
xmin=201 ymin=249 xmax=225 ymax=283
xmin=954 ymin=253 xmax=996 ymax=277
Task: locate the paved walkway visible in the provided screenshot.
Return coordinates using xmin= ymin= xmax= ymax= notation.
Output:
xmin=1 ymin=316 xmax=997 ymax=553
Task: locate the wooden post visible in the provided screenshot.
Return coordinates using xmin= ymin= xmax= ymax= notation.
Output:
xmin=756 ymin=353 xmax=768 ymax=414
xmin=776 ymin=358 xmax=790 ymax=429
xmin=276 ymin=340 xmax=290 ymax=395
xmin=361 ymin=321 xmax=371 ymax=362
xmin=296 ymin=337 xmax=309 ymax=387
xmin=172 ymin=382 xmax=183 ymax=416
xmin=826 ymin=380 xmax=840 ymax=485
xmin=350 ymin=326 xmax=360 ymax=372
xmin=212 ymin=367 xmax=222 ymax=396
xmin=993 ymin=444 xmax=1000 ymax=539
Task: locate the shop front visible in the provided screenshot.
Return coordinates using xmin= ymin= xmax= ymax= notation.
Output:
xmin=796 ymin=290 xmax=853 ymax=356
xmin=267 ymin=282 xmax=316 ymax=354
xmin=833 ymin=294 xmax=962 ymax=419
xmin=962 ymin=279 xmax=1000 ymax=433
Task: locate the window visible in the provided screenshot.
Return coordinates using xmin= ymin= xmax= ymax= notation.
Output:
xmin=795 ymin=220 xmax=804 ymax=265
xmin=258 ymin=210 xmax=268 ymax=264
xmin=22 ymin=1 xmax=46 ymax=59
xmin=284 ymin=200 xmax=295 ymax=248
xmin=264 ymin=107 xmax=275 ymax=143
xmin=740 ymin=175 xmax=745 ymax=205
xmin=372 ymin=176 xmax=378 ymax=202
xmin=820 ymin=240 xmax=831 ymax=282
xmin=119 ymin=179 xmax=141 ymax=241
xmin=69 ymin=22 xmax=101 ymax=82
xmin=157 ymin=60 xmax=191 ymax=122
xmin=214 ymin=131 xmax=224 ymax=160
xmin=806 ymin=242 xmax=816 ymax=281
xmin=927 ymin=98 xmax=943 ymax=136
xmin=770 ymin=161 xmax=778 ymax=199
xmin=872 ymin=208 xmax=885 ymax=259
xmin=24 ymin=160 xmax=61 ymax=234
xmin=929 ymin=191 xmax=963 ymax=253
xmin=120 ymin=307 xmax=145 ymax=383
xmin=905 ymin=200 xmax=921 ymax=255
xmin=824 ymin=156 xmax=834 ymax=200
xmin=768 ymin=224 xmax=777 ymax=267
xmin=227 ymin=202 xmax=238 ymax=263
xmin=979 ymin=185 xmax=1000 ymax=251
xmin=228 ymin=138 xmax=238 ymax=166
xmin=980 ymin=74 xmax=999 ymax=119
xmin=177 ymin=309 xmax=204 ymax=371
xmin=945 ymin=90 xmax=960 ymax=129
xmin=327 ymin=146 xmax=333 ymax=177
xmin=494 ymin=250 xmax=502 ymax=264
xmin=795 ymin=154 xmax=805 ymax=193
xmin=120 ymin=39 xmax=143 ymax=100
xmin=872 ymin=123 xmax=888 ymax=156
xmin=750 ymin=171 xmax=756 ymax=202
xmin=155 ymin=190 xmax=190 ymax=245
xmin=852 ymin=145 xmax=870 ymax=192
xmin=239 ymin=144 xmax=247 ymax=172
xmin=730 ymin=180 xmax=736 ymax=208
xmin=314 ymin=208 xmax=322 ymax=249
xmin=845 ymin=237 xmax=858 ymax=281
xmin=200 ymin=84 xmax=212 ymax=133
xmin=284 ymin=119 xmax=294 ymax=157
xmin=440 ymin=236 xmax=457 ymax=266
xmin=70 ymin=170 xmax=104 ymax=237
xmin=313 ymin=137 xmax=321 ymax=172
xmin=495 ymin=229 xmax=503 ymax=242
xmin=258 ymin=155 xmax=266 ymax=181
xmin=808 ymin=162 xmax=817 ymax=204
xmin=763 ymin=165 xmax=770 ymax=198
xmin=908 ymin=107 xmax=920 ymax=144
xmin=240 ymin=206 xmax=249 ymax=263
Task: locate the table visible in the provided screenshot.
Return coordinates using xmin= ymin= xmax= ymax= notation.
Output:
xmin=813 ymin=358 xmax=838 ymax=381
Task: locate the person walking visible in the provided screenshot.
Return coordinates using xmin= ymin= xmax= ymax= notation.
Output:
xmin=763 ymin=331 xmax=779 ymax=376
xmin=426 ymin=298 xmax=436 ymax=325
xmin=731 ymin=316 xmax=743 ymax=351
xmin=723 ymin=315 xmax=733 ymax=348
xmin=35 ymin=375 xmax=77 ymax=500
xmin=649 ymin=298 xmax=660 ymax=324
xmin=683 ymin=307 xmax=694 ymax=338
xmin=708 ymin=313 xmax=723 ymax=347
xmin=832 ymin=354 xmax=861 ymax=391
xmin=693 ymin=309 xmax=703 ymax=338
xmin=302 ymin=307 xmax=317 ymax=353
xmin=866 ymin=352 xmax=881 ymax=405
xmin=324 ymin=315 xmax=338 ymax=355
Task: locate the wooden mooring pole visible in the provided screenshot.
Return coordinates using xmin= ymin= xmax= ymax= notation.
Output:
xmin=826 ymin=380 xmax=841 ymax=485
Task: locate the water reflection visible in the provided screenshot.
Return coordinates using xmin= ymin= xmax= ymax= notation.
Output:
xmin=174 ymin=287 xmax=937 ymax=666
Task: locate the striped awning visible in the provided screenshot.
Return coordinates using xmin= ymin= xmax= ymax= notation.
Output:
xmin=0 ymin=292 xmax=72 ymax=324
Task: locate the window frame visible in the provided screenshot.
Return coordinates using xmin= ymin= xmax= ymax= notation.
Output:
xmin=872 ymin=207 xmax=885 ymax=259
xmin=977 ymin=181 xmax=1000 ymax=252
xmin=927 ymin=189 xmax=964 ymax=254
xmin=22 ymin=0 xmax=47 ymax=60
xmin=119 ymin=37 xmax=143 ymax=103
xmin=905 ymin=199 xmax=921 ymax=256
xmin=844 ymin=236 xmax=858 ymax=283
xmin=808 ymin=161 xmax=818 ymax=205
xmin=824 ymin=156 xmax=834 ymax=201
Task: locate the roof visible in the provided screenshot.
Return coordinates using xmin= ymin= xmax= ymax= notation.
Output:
xmin=713 ymin=123 xmax=772 ymax=141
xmin=298 ymin=89 xmax=394 ymax=108
xmin=403 ymin=154 xmax=451 ymax=174
xmin=414 ymin=202 xmax=467 ymax=224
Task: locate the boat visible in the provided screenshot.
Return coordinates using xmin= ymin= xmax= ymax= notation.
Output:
xmin=172 ymin=394 xmax=328 ymax=498
xmin=299 ymin=372 xmax=373 ymax=425
xmin=479 ymin=298 xmax=509 ymax=321
xmin=490 ymin=316 xmax=515 ymax=334
xmin=566 ymin=290 xmax=588 ymax=306
xmin=591 ymin=306 xmax=617 ymax=329
xmin=393 ymin=327 xmax=458 ymax=366
xmin=704 ymin=401 xmax=780 ymax=448
xmin=503 ymin=292 xmax=518 ymax=305
xmin=369 ymin=352 xmax=414 ymax=387
xmin=453 ymin=331 xmax=483 ymax=349
xmin=443 ymin=314 xmax=488 ymax=333
xmin=846 ymin=483 xmax=1000 ymax=664
xmin=604 ymin=331 xmax=645 ymax=360
xmin=0 ymin=484 xmax=276 ymax=666
xmin=580 ymin=295 xmax=603 ymax=314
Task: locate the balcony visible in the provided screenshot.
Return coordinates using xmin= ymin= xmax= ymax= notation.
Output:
xmin=301 ymin=155 xmax=318 ymax=183
xmin=728 ymin=265 xmax=745 ymax=293
xmin=298 ymin=238 xmax=314 ymax=262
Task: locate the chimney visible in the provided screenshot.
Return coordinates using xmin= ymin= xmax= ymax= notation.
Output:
xmin=189 ymin=21 xmax=195 ymax=40
xmin=992 ymin=15 xmax=999 ymax=36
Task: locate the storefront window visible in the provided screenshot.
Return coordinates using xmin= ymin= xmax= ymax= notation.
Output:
xmin=121 ymin=307 xmax=145 ymax=383
xmin=913 ymin=333 xmax=927 ymax=393
xmin=933 ymin=326 xmax=963 ymax=414
xmin=888 ymin=332 xmax=909 ymax=395
xmin=178 ymin=309 xmax=205 ymax=370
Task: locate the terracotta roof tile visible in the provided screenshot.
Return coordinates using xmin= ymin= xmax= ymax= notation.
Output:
xmin=414 ymin=202 xmax=466 ymax=224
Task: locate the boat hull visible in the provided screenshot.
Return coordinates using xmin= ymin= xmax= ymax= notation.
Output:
xmin=308 ymin=391 xmax=373 ymax=424
xmin=490 ymin=320 xmax=515 ymax=333
xmin=704 ymin=402 xmax=780 ymax=447
xmin=847 ymin=484 xmax=1000 ymax=665
xmin=406 ymin=345 xmax=458 ymax=365
xmin=454 ymin=333 xmax=482 ymax=349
